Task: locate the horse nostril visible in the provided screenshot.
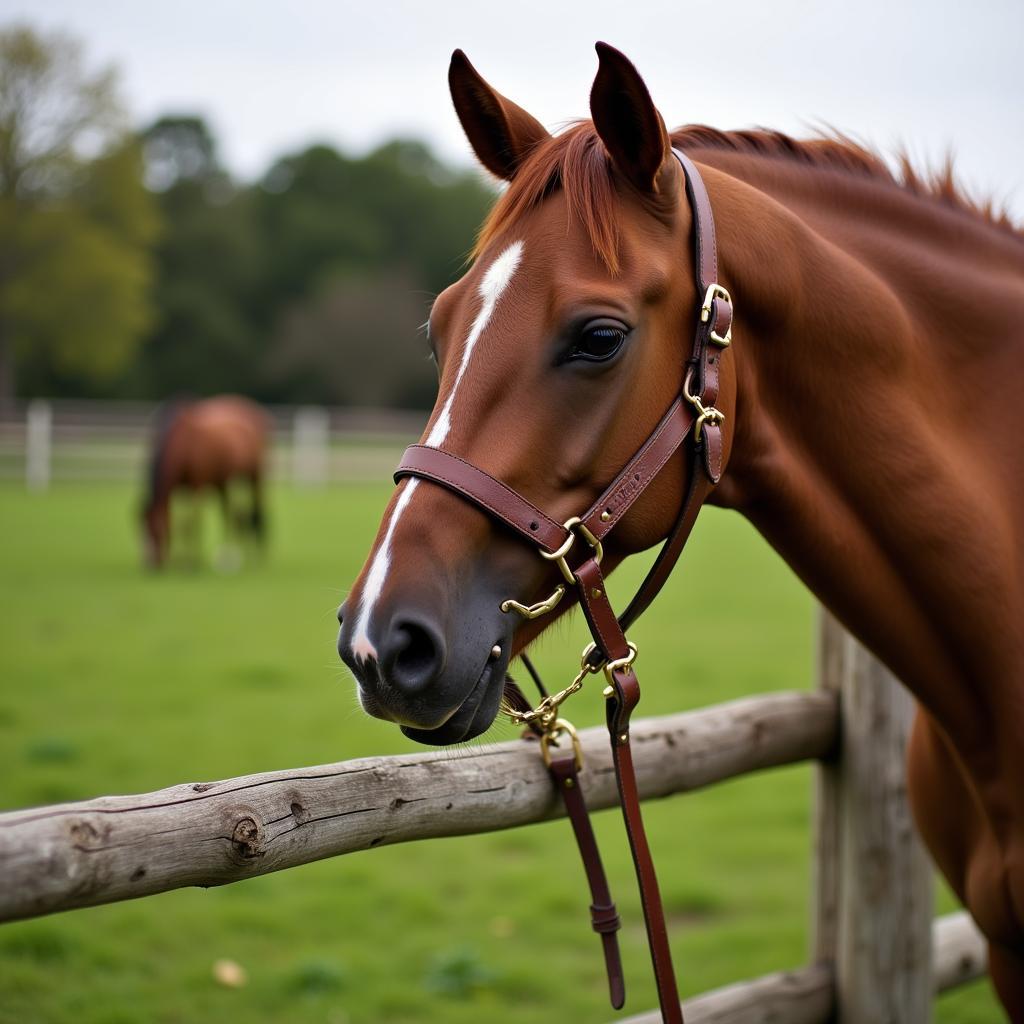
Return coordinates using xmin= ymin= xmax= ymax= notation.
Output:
xmin=337 ymin=602 xmax=346 ymax=626
xmin=385 ymin=616 xmax=446 ymax=695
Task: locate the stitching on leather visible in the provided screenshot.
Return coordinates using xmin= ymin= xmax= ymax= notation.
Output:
xmin=579 ymin=581 xmax=619 ymax=657
xmin=590 ymin=401 xmax=694 ymax=533
xmin=404 ymin=446 xmax=555 ymax=524
xmin=577 ymin=566 xmax=630 ymax=661
xmin=708 ymin=431 xmax=722 ymax=481
xmin=399 ymin=464 xmax=542 ymax=541
xmin=398 ymin=447 xmax=565 ymax=548
xmin=590 ymin=402 xmax=680 ymax=520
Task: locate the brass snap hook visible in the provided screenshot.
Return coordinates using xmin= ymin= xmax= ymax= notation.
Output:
xmin=683 ymin=371 xmax=726 ymax=442
xmin=700 ymin=282 xmax=733 ymax=347
xmin=540 ymin=718 xmax=584 ymax=771
xmin=500 ymin=518 xmax=604 ymax=620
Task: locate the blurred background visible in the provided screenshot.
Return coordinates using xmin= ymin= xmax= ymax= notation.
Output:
xmin=0 ymin=2 xmax=1019 ymax=1022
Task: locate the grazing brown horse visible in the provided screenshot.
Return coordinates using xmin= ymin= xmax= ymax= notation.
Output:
xmin=141 ymin=395 xmax=269 ymax=568
xmin=337 ymin=45 xmax=1024 ymax=1016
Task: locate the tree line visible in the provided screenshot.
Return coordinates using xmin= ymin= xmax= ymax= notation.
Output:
xmin=0 ymin=24 xmax=495 ymax=412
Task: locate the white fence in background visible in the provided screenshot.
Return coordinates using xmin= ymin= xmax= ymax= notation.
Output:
xmin=290 ymin=405 xmax=331 ymax=486
xmin=0 ymin=399 xmax=427 ymax=489
xmin=25 ymin=400 xmax=52 ymax=491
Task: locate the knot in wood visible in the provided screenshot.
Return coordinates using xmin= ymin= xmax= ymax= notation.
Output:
xmin=69 ymin=820 xmax=102 ymax=849
xmin=231 ymin=817 xmax=263 ymax=860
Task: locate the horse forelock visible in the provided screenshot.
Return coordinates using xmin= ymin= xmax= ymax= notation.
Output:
xmin=475 ymin=123 xmax=623 ymax=273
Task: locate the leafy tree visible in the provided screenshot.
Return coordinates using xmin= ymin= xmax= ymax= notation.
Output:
xmin=0 ymin=27 xmax=496 ymax=410
xmin=131 ymin=128 xmax=492 ymax=407
xmin=253 ymin=139 xmax=493 ymax=407
xmin=256 ymin=139 xmax=491 ymax=302
xmin=0 ymin=24 xmax=158 ymax=406
xmin=265 ymin=270 xmax=436 ymax=407
xmin=128 ymin=116 xmax=262 ymax=398
xmin=142 ymin=115 xmax=221 ymax=193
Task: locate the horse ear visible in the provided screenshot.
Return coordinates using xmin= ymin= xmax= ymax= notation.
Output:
xmin=449 ymin=50 xmax=550 ymax=181
xmin=590 ymin=42 xmax=672 ymax=194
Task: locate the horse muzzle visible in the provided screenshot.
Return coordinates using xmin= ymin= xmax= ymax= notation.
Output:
xmin=337 ymin=597 xmax=513 ymax=744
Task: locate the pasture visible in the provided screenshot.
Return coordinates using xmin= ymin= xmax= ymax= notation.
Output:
xmin=0 ymin=471 xmax=999 ymax=1023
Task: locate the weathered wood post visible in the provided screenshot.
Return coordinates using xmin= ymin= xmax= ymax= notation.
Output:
xmin=813 ymin=608 xmax=934 ymax=1021
xmin=291 ymin=405 xmax=330 ymax=486
xmin=25 ymin=399 xmax=51 ymax=491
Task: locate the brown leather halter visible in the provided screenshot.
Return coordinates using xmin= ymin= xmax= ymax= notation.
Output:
xmin=394 ymin=150 xmax=733 ymax=1023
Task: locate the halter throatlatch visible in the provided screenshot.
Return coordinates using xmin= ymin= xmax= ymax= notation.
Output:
xmin=394 ymin=149 xmax=734 ymax=1023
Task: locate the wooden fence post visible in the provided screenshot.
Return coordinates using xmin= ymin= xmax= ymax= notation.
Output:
xmin=25 ymin=399 xmax=51 ymax=491
xmin=291 ymin=405 xmax=330 ymax=486
xmin=813 ymin=608 xmax=934 ymax=1022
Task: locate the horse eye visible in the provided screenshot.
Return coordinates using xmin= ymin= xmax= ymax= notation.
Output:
xmin=570 ymin=322 xmax=628 ymax=363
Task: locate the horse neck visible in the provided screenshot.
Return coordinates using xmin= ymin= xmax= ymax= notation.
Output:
xmin=697 ymin=150 xmax=1024 ymax=769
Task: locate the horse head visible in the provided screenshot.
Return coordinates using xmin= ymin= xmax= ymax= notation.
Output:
xmin=337 ymin=44 xmax=736 ymax=743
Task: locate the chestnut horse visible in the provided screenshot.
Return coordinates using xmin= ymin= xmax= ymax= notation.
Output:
xmin=337 ymin=45 xmax=1024 ymax=1016
xmin=141 ymin=395 xmax=268 ymax=568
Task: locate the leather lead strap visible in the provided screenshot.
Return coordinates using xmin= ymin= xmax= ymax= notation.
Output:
xmin=507 ymin=670 xmax=626 ymax=1008
xmin=548 ymin=755 xmax=626 ymax=1009
xmin=578 ymin=560 xmax=684 ymax=1024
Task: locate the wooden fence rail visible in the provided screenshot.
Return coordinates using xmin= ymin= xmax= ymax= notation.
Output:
xmin=622 ymin=912 xmax=986 ymax=1024
xmin=0 ymin=691 xmax=834 ymax=922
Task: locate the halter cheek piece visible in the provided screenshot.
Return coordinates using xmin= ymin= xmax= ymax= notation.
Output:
xmin=394 ymin=150 xmax=733 ymax=1023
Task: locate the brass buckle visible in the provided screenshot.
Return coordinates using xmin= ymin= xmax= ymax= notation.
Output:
xmin=599 ymin=642 xmax=639 ymax=696
xmin=500 ymin=517 xmax=604 ymax=620
xmin=683 ymin=373 xmax=725 ymax=442
xmin=700 ymin=283 xmax=733 ymax=347
xmin=540 ymin=516 xmax=603 ymax=584
xmin=540 ymin=718 xmax=583 ymax=771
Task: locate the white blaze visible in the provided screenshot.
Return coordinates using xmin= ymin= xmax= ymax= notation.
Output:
xmin=350 ymin=478 xmax=419 ymax=662
xmin=350 ymin=240 xmax=524 ymax=662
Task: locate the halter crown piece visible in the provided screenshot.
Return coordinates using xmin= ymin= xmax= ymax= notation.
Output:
xmin=394 ymin=150 xmax=734 ymax=1023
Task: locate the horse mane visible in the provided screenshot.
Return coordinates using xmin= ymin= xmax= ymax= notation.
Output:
xmin=673 ymin=125 xmax=1020 ymax=237
xmin=474 ymin=122 xmax=1020 ymax=272
xmin=145 ymin=398 xmax=191 ymax=508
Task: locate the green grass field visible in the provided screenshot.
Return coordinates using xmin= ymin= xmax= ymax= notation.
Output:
xmin=0 ymin=478 xmax=1000 ymax=1022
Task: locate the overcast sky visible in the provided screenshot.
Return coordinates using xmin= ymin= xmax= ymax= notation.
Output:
xmin=4 ymin=0 xmax=1023 ymax=216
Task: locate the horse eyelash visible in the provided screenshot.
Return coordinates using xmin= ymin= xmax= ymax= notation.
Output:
xmin=418 ymin=319 xmax=436 ymax=362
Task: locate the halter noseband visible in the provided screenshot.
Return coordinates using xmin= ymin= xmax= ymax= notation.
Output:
xmin=393 ymin=150 xmax=734 ymax=1023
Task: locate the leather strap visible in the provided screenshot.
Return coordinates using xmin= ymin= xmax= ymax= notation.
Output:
xmin=394 ymin=393 xmax=702 ymax=563
xmin=395 ymin=444 xmax=569 ymax=554
xmin=674 ymin=149 xmax=730 ymax=485
xmin=548 ymin=754 xmax=626 ymax=1009
xmin=581 ymin=397 xmax=697 ymax=541
xmin=617 ymin=435 xmax=715 ymax=635
xmin=675 ymin=150 xmax=718 ymax=294
xmin=578 ymin=559 xmax=684 ymax=1024
xmin=395 ymin=399 xmax=698 ymax=557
